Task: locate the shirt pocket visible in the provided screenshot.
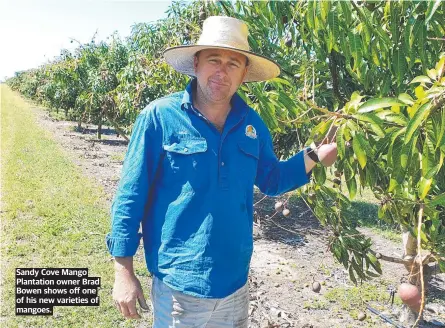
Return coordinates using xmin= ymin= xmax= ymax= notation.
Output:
xmin=237 ymin=139 xmax=259 ymax=188
xmin=162 ymin=137 xmax=208 ymax=190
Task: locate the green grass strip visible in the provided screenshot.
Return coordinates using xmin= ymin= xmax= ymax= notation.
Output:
xmin=0 ymin=85 xmax=149 ymax=327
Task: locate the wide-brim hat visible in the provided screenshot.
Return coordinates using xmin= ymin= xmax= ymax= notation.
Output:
xmin=163 ymin=16 xmax=281 ymax=83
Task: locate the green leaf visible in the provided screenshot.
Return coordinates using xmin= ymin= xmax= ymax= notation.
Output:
xmin=410 ymin=75 xmax=433 ymax=84
xmin=365 ymin=270 xmax=381 ymax=278
xmin=328 ymin=11 xmax=339 ymax=52
xmin=307 ymin=0 xmax=316 ymax=30
xmin=417 ymin=23 xmax=428 ymax=71
xmin=405 ymin=102 xmax=432 ymax=144
xmin=357 ymin=133 xmax=374 ymax=156
xmin=427 ymin=69 xmax=438 ymax=81
xmin=418 ymin=177 xmax=433 ymax=200
xmin=367 ymin=253 xmax=382 ymax=274
xmin=388 ymin=178 xmax=398 ymax=193
xmin=340 ymin=1 xmax=351 ymax=26
xmin=436 ymin=107 xmax=445 ymax=150
xmin=270 ymin=77 xmax=291 ymax=87
xmin=336 ymin=124 xmax=346 ymax=159
xmin=390 ymin=1 xmax=400 ymax=43
xmin=436 ymin=56 xmax=445 ymax=78
xmin=353 ymin=113 xmax=385 ymax=137
xmin=346 ymin=175 xmax=357 ymax=199
xmin=425 ymin=0 xmax=442 ymax=24
xmin=349 ymin=265 xmax=357 ymax=285
xmin=353 ymin=136 xmax=367 ymax=169
xmin=422 ymin=136 xmax=436 ymax=176
xmin=348 ymin=32 xmax=362 ymax=70
xmin=358 ymin=98 xmax=405 ymax=113
xmin=429 ymin=192 xmax=445 ymax=206
xmin=313 ymin=165 xmax=326 ymax=185
xmin=378 ymin=112 xmax=408 ymax=125
xmin=352 ymin=258 xmax=366 ymax=280
xmin=388 ymin=128 xmax=406 ymax=167
xmin=398 ymin=93 xmax=414 ymax=106
xmin=393 ymin=48 xmax=407 ymax=86
xmin=404 ymin=17 xmax=416 ymax=68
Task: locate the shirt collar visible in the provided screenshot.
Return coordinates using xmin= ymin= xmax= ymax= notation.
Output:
xmin=181 ymin=78 xmax=249 ymax=119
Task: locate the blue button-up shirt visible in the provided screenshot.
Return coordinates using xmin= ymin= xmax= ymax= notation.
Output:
xmin=106 ymin=78 xmax=311 ymax=298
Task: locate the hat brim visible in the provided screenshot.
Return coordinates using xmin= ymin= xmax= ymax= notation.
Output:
xmin=163 ymin=45 xmax=281 ymax=83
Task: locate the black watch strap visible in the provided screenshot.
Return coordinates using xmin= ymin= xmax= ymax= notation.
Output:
xmin=306 ymin=147 xmax=320 ymax=163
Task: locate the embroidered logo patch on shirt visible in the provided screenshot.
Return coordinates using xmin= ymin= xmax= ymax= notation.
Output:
xmin=245 ymin=125 xmax=257 ymax=139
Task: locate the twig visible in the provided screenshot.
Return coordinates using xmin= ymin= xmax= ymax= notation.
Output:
xmin=254 ymin=194 xmax=268 ymax=207
xmin=267 ymin=217 xmax=307 ymax=236
xmin=319 ymin=117 xmax=338 ymax=145
xmin=413 ymin=204 xmax=426 ymax=328
xmin=312 ymin=64 xmax=315 ymax=105
xmin=368 ymin=249 xmax=413 ymax=265
xmin=427 ymin=37 xmax=445 ymax=41
xmin=276 ymin=107 xmax=315 ymax=123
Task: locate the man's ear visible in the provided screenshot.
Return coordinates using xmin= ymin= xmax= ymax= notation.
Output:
xmin=241 ymin=67 xmax=248 ymax=83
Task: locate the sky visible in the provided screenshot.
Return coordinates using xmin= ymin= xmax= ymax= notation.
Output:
xmin=0 ymin=0 xmax=177 ymax=81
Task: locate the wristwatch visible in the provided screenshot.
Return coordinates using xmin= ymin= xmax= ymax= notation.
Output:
xmin=306 ymin=146 xmax=320 ymax=163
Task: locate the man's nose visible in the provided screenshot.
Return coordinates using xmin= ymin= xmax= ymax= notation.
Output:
xmin=215 ymin=62 xmax=230 ymax=75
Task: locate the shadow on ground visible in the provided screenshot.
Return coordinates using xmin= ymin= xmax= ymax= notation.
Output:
xmin=253 ymin=190 xmax=324 ymax=247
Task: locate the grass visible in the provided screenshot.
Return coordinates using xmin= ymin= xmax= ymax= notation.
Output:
xmin=347 ymin=201 xmax=401 ymax=242
xmin=303 ymin=298 xmax=329 ymax=310
xmin=0 ymin=85 xmax=149 ymax=327
xmin=47 ymin=108 xmax=69 ymax=121
xmin=110 ymin=153 xmax=126 ymax=163
xmin=324 ymin=280 xmax=402 ymax=319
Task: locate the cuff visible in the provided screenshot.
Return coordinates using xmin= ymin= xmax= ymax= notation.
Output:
xmin=105 ymin=233 xmax=143 ymax=257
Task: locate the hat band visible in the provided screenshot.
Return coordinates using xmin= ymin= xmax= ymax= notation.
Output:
xmin=196 ymin=40 xmax=250 ymax=52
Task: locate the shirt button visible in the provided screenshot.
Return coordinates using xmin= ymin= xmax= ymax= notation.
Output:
xmin=184 ymin=148 xmax=188 ymax=152
xmin=221 ymin=162 xmax=225 ymax=166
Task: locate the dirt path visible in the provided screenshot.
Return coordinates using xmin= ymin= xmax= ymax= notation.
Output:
xmin=31 ymin=104 xmax=444 ymax=328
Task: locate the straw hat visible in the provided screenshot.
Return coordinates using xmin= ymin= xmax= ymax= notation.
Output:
xmin=163 ymin=16 xmax=281 ymax=83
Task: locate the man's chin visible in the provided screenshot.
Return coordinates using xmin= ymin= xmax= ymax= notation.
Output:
xmin=207 ymin=91 xmax=230 ymax=102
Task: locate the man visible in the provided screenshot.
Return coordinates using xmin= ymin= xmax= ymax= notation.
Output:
xmin=106 ymin=16 xmax=337 ymax=327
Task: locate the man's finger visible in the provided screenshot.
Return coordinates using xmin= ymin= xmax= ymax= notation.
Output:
xmin=137 ymin=293 xmax=150 ymax=311
xmin=127 ymin=299 xmax=140 ymax=319
xmin=114 ymin=301 xmax=122 ymax=314
xmin=129 ymin=312 xmax=141 ymax=319
xmin=119 ymin=302 xmax=131 ymax=318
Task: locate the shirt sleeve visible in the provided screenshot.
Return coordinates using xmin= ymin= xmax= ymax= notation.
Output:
xmin=255 ymin=125 xmax=312 ymax=196
xmin=105 ymin=105 xmax=163 ymax=257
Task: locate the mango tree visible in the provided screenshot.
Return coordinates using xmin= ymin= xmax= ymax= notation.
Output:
xmin=209 ymin=1 xmax=445 ymax=325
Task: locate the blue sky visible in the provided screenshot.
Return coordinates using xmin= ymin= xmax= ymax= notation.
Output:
xmin=0 ymin=0 xmax=176 ymax=81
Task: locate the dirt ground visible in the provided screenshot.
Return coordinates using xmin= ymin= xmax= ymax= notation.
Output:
xmin=31 ymin=104 xmax=445 ymax=328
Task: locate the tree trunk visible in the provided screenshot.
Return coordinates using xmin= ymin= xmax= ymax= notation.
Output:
xmin=399 ymin=304 xmax=419 ymax=326
xmin=97 ymin=113 xmax=102 ymax=140
xmin=402 ymin=227 xmax=418 ymax=283
xmin=104 ymin=111 xmax=129 ymax=142
xmin=77 ymin=113 xmax=82 ymax=129
xmin=400 ymin=227 xmax=422 ymax=325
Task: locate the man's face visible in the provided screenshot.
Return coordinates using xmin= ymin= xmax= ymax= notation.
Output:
xmin=193 ymin=48 xmax=248 ymax=104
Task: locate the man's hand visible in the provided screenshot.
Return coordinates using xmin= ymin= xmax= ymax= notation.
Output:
xmin=113 ymin=257 xmax=149 ymax=319
xmin=316 ymin=143 xmax=338 ymax=167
